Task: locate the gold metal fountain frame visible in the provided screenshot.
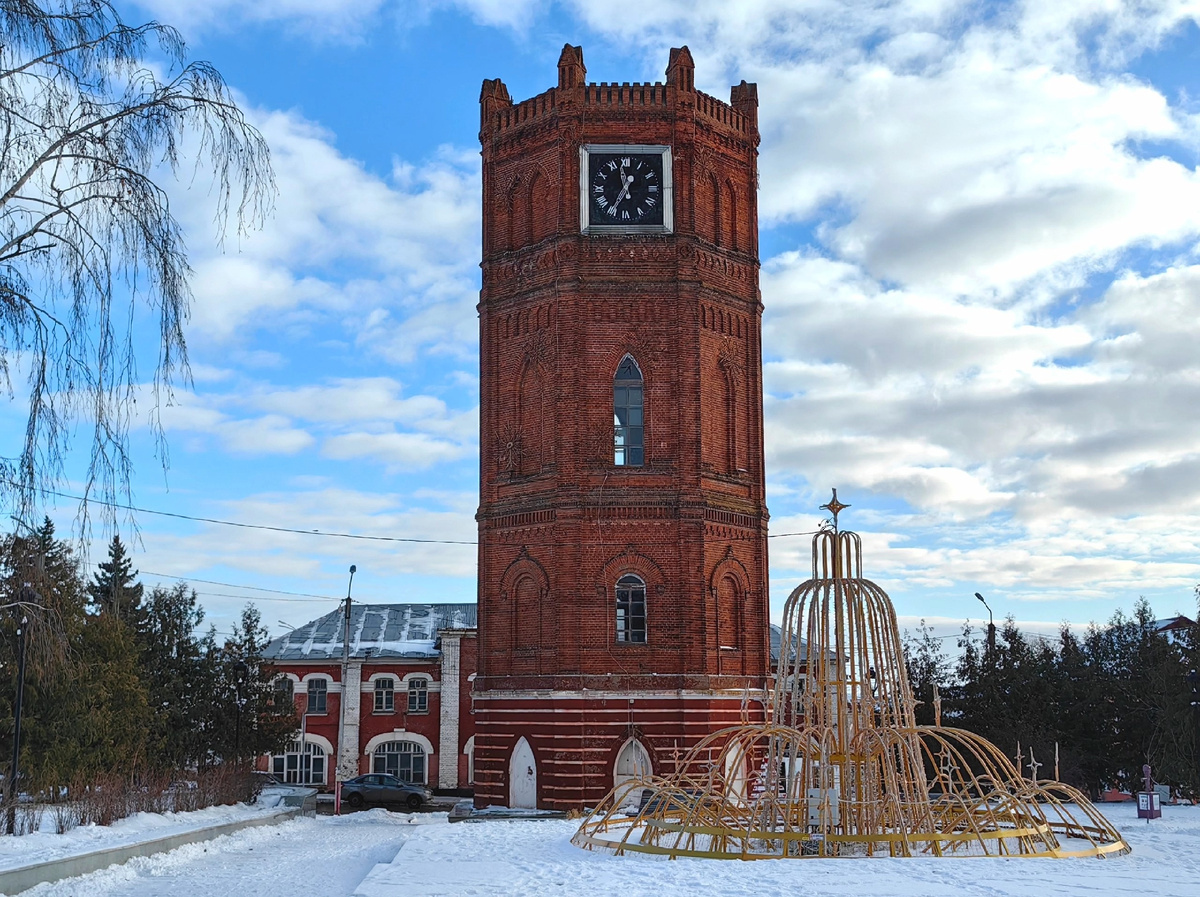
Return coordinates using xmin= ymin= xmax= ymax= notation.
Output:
xmin=572 ymin=493 xmax=1129 ymax=859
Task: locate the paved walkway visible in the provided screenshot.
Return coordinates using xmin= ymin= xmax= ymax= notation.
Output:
xmin=25 ymin=812 xmax=413 ymax=897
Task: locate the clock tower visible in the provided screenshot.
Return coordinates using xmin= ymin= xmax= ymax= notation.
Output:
xmin=474 ymin=45 xmax=769 ymax=810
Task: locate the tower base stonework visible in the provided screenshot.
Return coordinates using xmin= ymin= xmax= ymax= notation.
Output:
xmin=472 ymin=685 xmax=765 ymax=810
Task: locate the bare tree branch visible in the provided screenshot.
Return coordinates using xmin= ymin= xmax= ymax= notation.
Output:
xmin=0 ymin=0 xmax=275 ymax=533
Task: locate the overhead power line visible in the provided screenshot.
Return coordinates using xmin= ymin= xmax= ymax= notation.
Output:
xmin=37 ymin=487 xmax=478 ymax=545
xmin=138 ymin=570 xmax=336 ymax=601
xmin=34 ymin=486 xmax=822 ymax=545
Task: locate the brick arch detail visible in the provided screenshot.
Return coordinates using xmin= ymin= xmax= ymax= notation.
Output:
xmin=710 ymin=550 xmax=750 ymax=658
xmin=600 ymin=549 xmax=667 ymax=639
xmin=601 ymin=548 xmax=665 ymax=591
xmin=516 ymin=357 xmax=544 ymax=474
xmin=501 ymin=160 xmax=556 ymax=251
xmin=724 ymin=177 xmax=740 ymax=252
xmin=499 ymin=548 xmax=550 ymax=601
xmin=709 ymin=550 xmax=750 ymax=597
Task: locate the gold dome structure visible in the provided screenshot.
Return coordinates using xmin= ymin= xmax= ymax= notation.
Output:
xmin=571 ymin=493 xmax=1129 ymax=859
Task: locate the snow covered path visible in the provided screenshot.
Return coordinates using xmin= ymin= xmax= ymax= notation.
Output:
xmin=22 ymin=810 xmax=415 ymax=897
xmin=356 ymin=805 xmax=1200 ymax=897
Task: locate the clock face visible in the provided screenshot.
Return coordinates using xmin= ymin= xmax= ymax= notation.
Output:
xmin=580 ymin=145 xmax=673 ymax=233
xmin=588 ymin=152 xmax=664 ymax=226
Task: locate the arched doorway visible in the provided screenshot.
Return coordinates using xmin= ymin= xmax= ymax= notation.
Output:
xmin=613 ymin=738 xmax=652 ymax=791
xmin=509 ymin=737 xmax=537 ymax=809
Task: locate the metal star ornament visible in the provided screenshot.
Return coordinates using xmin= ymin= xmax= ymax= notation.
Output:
xmin=820 ymin=488 xmax=850 ymax=530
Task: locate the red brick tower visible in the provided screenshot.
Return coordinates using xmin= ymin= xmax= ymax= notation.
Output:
xmin=474 ymin=45 xmax=769 ymax=810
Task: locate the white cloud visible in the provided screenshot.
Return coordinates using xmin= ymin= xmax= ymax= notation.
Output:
xmin=157 ymin=396 xmax=315 ymax=456
xmin=175 ymin=110 xmax=480 ymax=366
xmin=151 ymin=376 xmax=478 ymax=470
xmin=135 ymin=486 xmax=478 ymax=598
xmin=323 ymin=431 xmax=469 ymax=469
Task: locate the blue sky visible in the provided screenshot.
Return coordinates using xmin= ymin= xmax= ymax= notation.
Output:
xmin=13 ymin=0 xmax=1200 ymax=644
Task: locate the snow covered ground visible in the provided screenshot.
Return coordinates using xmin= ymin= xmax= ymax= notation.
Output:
xmin=0 ymin=795 xmax=290 ymax=872
xmin=356 ymin=804 xmax=1200 ymax=897
xmin=9 ymin=802 xmax=1198 ymax=897
xmin=21 ymin=810 xmax=423 ymax=897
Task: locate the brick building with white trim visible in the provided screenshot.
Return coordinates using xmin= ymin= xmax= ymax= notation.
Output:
xmin=260 ymin=603 xmax=477 ymax=791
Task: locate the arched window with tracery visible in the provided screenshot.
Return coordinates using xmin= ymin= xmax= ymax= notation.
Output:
xmin=614 ymin=356 xmax=644 ymax=467
xmin=372 ymin=740 xmax=427 ymax=784
xmin=271 ymin=740 xmax=326 ymax=785
xmin=615 ymin=574 xmax=647 ymax=643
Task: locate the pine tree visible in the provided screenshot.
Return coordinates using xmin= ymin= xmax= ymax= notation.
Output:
xmin=88 ymin=535 xmax=144 ymax=622
xmin=219 ymin=604 xmax=296 ymax=763
xmin=0 ymin=520 xmax=149 ymax=790
xmin=140 ymin=582 xmax=209 ymax=769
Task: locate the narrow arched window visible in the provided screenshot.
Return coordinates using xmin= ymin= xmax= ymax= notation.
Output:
xmin=616 ymin=574 xmax=647 ymax=643
xmin=614 ymin=356 xmax=644 ymax=467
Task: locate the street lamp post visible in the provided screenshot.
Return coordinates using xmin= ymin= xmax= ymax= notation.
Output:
xmin=975 ymin=592 xmax=997 ymax=657
xmin=5 ymin=610 xmax=28 ymax=836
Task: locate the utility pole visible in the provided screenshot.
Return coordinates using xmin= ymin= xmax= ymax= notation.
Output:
xmin=335 ymin=564 xmax=355 ymax=814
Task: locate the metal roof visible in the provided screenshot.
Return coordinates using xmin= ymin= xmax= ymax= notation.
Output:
xmin=263 ymin=603 xmax=477 ymax=662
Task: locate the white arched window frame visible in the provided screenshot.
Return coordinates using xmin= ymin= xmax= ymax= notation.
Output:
xmin=364 ymin=731 xmax=435 ymax=785
xmin=271 ymin=732 xmax=333 ymax=786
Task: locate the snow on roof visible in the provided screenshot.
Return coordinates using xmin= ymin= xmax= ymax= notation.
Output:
xmin=263 ymin=603 xmax=477 ymax=662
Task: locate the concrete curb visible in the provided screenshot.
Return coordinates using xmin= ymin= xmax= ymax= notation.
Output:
xmin=0 ymin=807 xmax=301 ymax=896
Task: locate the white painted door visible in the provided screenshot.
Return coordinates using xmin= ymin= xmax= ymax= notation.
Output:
xmin=613 ymin=739 xmax=652 ymax=791
xmin=509 ymin=737 xmax=537 ymax=809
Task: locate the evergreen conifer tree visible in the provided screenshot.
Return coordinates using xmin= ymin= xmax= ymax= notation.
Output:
xmin=0 ymin=520 xmax=149 ymax=789
xmin=88 ymin=535 xmax=144 ymax=622
xmin=140 ymin=582 xmax=209 ymax=769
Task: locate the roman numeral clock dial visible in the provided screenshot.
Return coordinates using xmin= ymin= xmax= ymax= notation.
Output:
xmin=580 ymin=145 xmax=673 ymax=234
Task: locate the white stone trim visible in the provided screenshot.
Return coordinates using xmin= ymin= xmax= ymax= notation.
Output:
xmin=363 ymin=730 xmax=435 ymax=757
xmin=475 ymin=687 xmax=765 ymax=701
xmin=364 ymin=671 xmax=399 ymax=686
xmin=400 ymin=671 xmax=438 ymax=688
xmin=438 ymin=634 xmax=462 ymax=788
xmin=299 ymin=672 xmax=341 ymax=694
xmin=291 ymin=732 xmax=334 ymax=755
